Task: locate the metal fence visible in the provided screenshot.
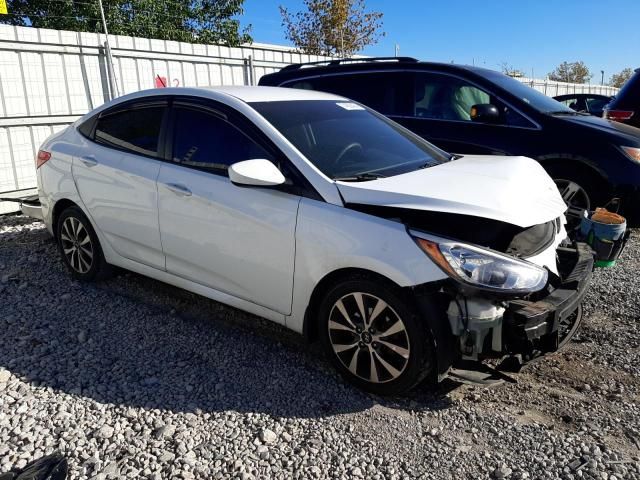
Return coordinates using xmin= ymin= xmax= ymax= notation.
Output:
xmin=0 ymin=24 xmax=621 ymax=212
xmin=515 ymin=77 xmax=618 ymax=97
xmin=0 ymin=24 xmax=331 ymax=211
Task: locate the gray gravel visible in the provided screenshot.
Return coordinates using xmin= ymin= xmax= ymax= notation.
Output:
xmin=0 ymin=213 xmax=639 ymax=479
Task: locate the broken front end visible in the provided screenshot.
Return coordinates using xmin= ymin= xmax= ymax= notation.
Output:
xmin=358 ymin=206 xmax=594 ymax=383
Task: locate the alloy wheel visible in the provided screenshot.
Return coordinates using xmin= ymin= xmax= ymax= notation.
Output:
xmin=60 ymin=216 xmax=94 ymax=274
xmin=327 ymin=292 xmax=410 ymax=384
xmin=554 ymin=179 xmax=590 ymax=230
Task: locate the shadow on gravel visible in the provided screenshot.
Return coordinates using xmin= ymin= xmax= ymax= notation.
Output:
xmin=0 ymin=215 xmax=455 ymax=420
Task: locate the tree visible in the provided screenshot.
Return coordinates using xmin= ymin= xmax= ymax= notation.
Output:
xmin=280 ymin=0 xmax=384 ymax=57
xmin=610 ymin=68 xmax=634 ymax=88
xmin=548 ymin=61 xmax=592 ymax=84
xmin=1 ymin=0 xmax=252 ymax=46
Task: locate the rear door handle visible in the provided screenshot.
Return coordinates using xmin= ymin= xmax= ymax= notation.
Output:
xmin=79 ymin=155 xmax=98 ymax=167
xmin=163 ymin=182 xmax=192 ymax=197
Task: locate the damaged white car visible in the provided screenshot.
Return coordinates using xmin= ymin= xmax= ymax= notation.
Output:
xmin=36 ymin=86 xmax=593 ymax=394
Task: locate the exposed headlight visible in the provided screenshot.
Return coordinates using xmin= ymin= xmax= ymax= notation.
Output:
xmin=621 ymin=146 xmax=640 ymax=164
xmin=413 ymin=235 xmax=548 ymax=293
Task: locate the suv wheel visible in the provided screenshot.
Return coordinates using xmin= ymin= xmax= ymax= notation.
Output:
xmin=56 ymin=206 xmax=110 ymax=281
xmin=554 ymin=178 xmax=591 ymax=229
xmin=317 ymin=276 xmax=434 ymax=395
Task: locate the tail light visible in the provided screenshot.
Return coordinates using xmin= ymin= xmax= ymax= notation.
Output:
xmin=36 ymin=150 xmax=51 ymax=169
xmin=604 ymin=109 xmax=635 ymax=122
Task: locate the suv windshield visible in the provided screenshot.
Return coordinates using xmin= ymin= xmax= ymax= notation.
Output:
xmin=478 ymin=70 xmax=576 ymax=114
xmin=250 ymin=100 xmax=450 ymax=180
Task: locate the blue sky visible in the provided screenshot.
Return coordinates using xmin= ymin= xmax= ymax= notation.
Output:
xmin=241 ymin=0 xmax=639 ymax=82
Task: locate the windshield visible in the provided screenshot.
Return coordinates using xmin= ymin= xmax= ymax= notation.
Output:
xmin=250 ymin=100 xmax=450 ymax=180
xmin=479 ymin=70 xmax=576 ymax=114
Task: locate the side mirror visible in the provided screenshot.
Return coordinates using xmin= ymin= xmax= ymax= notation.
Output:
xmin=228 ymin=159 xmax=286 ymax=187
xmin=470 ymin=104 xmax=501 ymax=124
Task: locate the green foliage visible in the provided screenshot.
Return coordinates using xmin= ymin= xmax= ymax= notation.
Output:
xmin=280 ymin=0 xmax=384 ymax=57
xmin=548 ymin=61 xmax=592 ymax=84
xmin=1 ymin=0 xmax=252 ymax=46
xmin=610 ymin=68 xmax=634 ymax=88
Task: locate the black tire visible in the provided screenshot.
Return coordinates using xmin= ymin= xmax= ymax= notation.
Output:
xmin=547 ymin=166 xmax=609 ymax=230
xmin=558 ymin=303 xmax=583 ymax=349
xmin=317 ymin=275 xmax=435 ymax=395
xmin=56 ymin=205 xmax=111 ymax=282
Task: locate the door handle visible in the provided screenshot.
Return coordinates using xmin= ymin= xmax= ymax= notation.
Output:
xmin=163 ymin=182 xmax=192 ymax=197
xmin=79 ymin=155 xmax=98 ymax=167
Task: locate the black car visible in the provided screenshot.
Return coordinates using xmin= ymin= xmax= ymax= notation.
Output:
xmin=604 ymin=68 xmax=640 ymax=128
xmin=260 ymin=57 xmax=640 ymax=223
xmin=553 ymin=93 xmax=611 ymax=117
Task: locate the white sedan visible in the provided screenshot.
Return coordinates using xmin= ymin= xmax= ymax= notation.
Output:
xmin=36 ymin=86 xmax=592 ymax=394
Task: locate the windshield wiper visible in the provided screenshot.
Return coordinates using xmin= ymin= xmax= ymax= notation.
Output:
xmin=334 ymin=172 xmax=386 ymax=182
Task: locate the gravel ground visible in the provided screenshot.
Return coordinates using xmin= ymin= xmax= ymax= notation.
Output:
xmin=0 ymin=214 xmax=638 ymax=480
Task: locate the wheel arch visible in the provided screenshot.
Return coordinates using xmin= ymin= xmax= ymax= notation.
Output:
xmin=302 ymin=268 xmax=407 ymax=343
xmin=52 ymin=198 xmax=81 ymax=235
xmin=539 ymin=157 xmax=610 ymax=187
xmin=539 ymin=157 xmax=613 ymax=206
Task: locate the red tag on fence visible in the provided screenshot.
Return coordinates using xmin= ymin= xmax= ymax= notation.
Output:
xmin=155 ymin=76 xmax=167 ymax=88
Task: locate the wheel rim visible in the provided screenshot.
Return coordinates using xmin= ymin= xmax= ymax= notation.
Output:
xmin=60 ymin=216 xmax=94 ymax=274
xmin=554 ymin=179 xmax=591 ymax=229
xmin=328 ymin=292 xmax=410 ymax=384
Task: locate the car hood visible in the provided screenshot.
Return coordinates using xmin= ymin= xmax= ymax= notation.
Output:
xmin=336 ymin=155 xmax=567 ymax=228
xmin=558 ymin=114 xmax=640 ymax=141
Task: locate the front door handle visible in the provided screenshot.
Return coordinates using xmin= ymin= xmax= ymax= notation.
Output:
xmin=80 ymin=155 xmax=98 ymax=167
xmin=163 ymin=182 xmax=192 ymax=197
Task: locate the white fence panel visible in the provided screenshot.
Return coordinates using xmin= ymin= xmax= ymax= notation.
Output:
xmin=0 ymin=24 xmax=333 ymax=205
xmin=0 ymin=23 xmax=621 ymax=209
xmin=516 ymin=77 xmax=619 ymax=97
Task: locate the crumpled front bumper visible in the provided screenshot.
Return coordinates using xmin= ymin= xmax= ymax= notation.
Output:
xmin=502 ymin=242 xmax=593 ymax=358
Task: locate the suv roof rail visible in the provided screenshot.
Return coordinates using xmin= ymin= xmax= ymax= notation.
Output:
xmin=280 ymin=56 xmax=419 ymax=72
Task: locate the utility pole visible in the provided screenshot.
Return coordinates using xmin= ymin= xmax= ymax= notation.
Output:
xmin=394 ymin=44 xmax=399 ymax=57
xmin=97 ymin=0 xmax=119 ymax=98
xmin=601 ymin=70 xmax=605 ymax=86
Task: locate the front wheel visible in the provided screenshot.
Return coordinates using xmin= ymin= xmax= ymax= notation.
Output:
xmin=317 ymin=277 xmax=434 ymax=395
xmin=554 ymin=178 xmax=591 ymax=231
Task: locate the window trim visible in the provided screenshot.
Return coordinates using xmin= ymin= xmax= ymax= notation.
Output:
xmin=88 ymin=99 xmax=170 ymax=160
xmin=281 ymin=69 xmax=541 ymax=130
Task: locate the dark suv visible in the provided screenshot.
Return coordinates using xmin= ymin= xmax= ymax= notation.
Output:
xmin=260 ymin=57 xmax=640 ymax=223
xmin=604 ymin=68 xmax=640 ymax=128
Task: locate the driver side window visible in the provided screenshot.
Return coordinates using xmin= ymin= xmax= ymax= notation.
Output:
xmin=413 ymin=74 xmax=489 ymax=121
xmin=172 ymin=106 xmax=274 ymax=175
xmin=413 ymin=73 xmax=532 ymax=127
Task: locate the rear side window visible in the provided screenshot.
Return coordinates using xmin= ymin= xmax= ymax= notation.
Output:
xmin=95 ymin=106 xmax=164 ymax=157
xmin=287 ymin=72 xmax=412 ymax=116
xmin=172 ymin=106 xmax=274 ymax=173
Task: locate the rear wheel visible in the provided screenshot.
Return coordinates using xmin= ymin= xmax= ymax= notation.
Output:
xmin=318 ymin=276 xmax=434 ymax=395
xmin=56 ymin=206 xmax=110 ymax=281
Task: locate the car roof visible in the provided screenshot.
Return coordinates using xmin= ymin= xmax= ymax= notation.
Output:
xmin=134 ymin=85 xmax=344 ymax=102
xmin=260 ymin=57 xmax=500 ymax=83
xmin=198 ymin=85 xmax=344 ymax=102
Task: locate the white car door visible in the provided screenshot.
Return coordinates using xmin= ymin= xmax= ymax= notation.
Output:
xmin=71 ymin=100 xmax=167 ymax=270
xmin=157 ymin=101 xmax=301 ymax=316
